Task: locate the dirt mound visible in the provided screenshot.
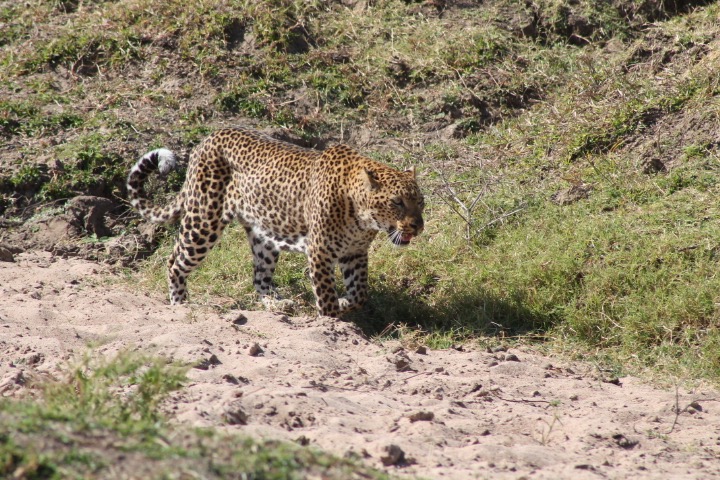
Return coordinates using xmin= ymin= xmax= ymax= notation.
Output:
xmin=1 ymin=251 xmax=718 ymax=479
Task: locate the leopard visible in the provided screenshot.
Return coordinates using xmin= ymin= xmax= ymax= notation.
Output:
xmin=126 ymin=127 xmax=425 ymax=317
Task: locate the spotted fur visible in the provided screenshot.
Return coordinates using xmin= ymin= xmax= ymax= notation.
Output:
xmin=127 ymin=127 xmax=425 ymax=317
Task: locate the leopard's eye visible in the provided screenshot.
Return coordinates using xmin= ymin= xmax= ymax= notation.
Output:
xmin=391 ymin=197 xmax=404 ymax=208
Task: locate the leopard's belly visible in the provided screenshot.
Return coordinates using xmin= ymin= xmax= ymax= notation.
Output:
xmin=249 ymin=225 xmax=308 ymax=254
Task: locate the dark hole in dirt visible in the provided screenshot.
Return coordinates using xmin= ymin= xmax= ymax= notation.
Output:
xmin=638 ymin=107 xmax=664 ymax=129
xmin=643 ymin=157 xmax=667 ymax=174
xmin=223 ymin=18 xmax=246 ymax=50
xmin=387 ymin=58 xmax=412 ymax=88
xmin=48 ymin=40 xmax=105 ymax=77
xmin=502 ymin=87 xmax=541 ymax=110
xmin=55 ymin=0 xmax=79 ymax=13
xmin=285 ymin=24 xmax=316 ymax=55
xmin=0 ymin=119 xmax=21 ymax=137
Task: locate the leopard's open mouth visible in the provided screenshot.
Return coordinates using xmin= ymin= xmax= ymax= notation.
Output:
xmin=388 ymin=229 xmax=413 ymax=246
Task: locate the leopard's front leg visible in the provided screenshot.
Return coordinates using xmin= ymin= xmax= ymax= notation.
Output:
xmin=307 ymin=247 xmax=341 ymax=317
xmin=338 ymin=252 xmax=369 ymax=313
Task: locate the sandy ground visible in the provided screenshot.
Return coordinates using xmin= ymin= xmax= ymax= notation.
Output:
xmin=1 ymin=251 xmax=719 ymax=479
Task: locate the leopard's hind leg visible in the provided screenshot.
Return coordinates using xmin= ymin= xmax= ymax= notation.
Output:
xmin=243 ymin=226 xmax=298 ymax=312
xmin=244 ymin=226 xmax=281 ymax=298
xmin=166 ymin=159 xmax=232 ymax=304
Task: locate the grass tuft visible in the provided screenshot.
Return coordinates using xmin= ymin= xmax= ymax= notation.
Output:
xmin=0 ymin=352 xmax=392 ymax=479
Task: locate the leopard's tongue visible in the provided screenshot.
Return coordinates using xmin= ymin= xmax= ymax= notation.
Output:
xmin=401 ymin=233 xmax=413 ymax=243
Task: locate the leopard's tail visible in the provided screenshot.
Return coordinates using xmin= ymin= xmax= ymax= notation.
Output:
xmin=127 ymin=148 xmax=184 ymax=224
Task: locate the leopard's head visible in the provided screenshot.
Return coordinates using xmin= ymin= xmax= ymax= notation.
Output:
xmin=357 ymin=163 xmax=425 ymax=247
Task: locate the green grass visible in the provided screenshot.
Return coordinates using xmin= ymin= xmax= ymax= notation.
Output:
xmin=129 ymin=0 xmax=720 ymax=383
xmin=0 ymin=352 xmax=393 ymax=480
xmin=0 ymin=100 xmax=83 ymax=137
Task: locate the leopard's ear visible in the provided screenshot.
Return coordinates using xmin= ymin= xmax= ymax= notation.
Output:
xmin=361 ymin=168 xmax=381 ymax=191
xmin=405 ymin=165 xmax=416 ymax=178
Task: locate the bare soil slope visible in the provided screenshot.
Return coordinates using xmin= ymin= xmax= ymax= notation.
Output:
xmin=2 ymin=251 xmax=718 ymax=479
